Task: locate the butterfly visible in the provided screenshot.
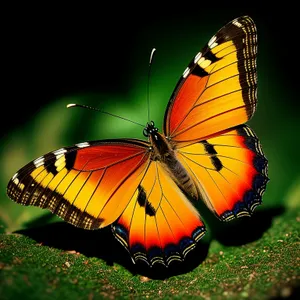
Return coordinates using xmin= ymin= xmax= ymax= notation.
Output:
xmin=7 ymin=16 xmax=268 ymax=267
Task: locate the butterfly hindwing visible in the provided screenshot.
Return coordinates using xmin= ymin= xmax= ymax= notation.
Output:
xmin=164 ymin=16 xmax=257 ymax=145
xmin=7 ymin=140 xmax=151 ymax=229
xmin=176 ymin=125 xmax=268 ymax=220
xmin=112 ymin=161 xmax=206 ymax=266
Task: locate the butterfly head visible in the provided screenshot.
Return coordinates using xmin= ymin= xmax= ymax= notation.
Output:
xmin=143 ymin=121 xmax=158 ymax=137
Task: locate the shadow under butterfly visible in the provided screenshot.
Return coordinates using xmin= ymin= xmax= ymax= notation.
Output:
xmin=15 ymin=205 xmax=283 ymax=279
xmin=7 ymin=16 xmax=269 ymax=269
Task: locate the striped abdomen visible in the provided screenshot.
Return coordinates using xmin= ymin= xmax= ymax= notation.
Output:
xmin=149 ymin=131 xmax=198 ymax=199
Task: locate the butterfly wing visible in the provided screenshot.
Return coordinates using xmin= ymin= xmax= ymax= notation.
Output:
xmin=176 ymin=125 xmax=268 ymax=220
xmin=112 ymin=160 xmax=205 ymax=266
xmin=7 ymin=139 xmax=206 ymax=266
xmin=163 ymin=16 xmax=268 ymax=219
xmin=164 ymin=16 xmax=257 ymax=145
xmin=7 ymin=139 xmax=151 ymax=229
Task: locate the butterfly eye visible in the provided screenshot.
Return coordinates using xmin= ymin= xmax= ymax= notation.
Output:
xmin=151 ymin=121 xmax=155 ymax=126
xmin=143 ymin=128 xmax=149 ymax=137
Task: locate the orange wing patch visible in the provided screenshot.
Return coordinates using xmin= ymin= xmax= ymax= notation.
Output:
xmin=176 ymin=125 xmax=268 ymax=221
xmin=7 ymin=140 xmax=150 ymax=229
xmin=112 ymin=161 xmax=205 ymax=266
xmin=164 ymin=16 xmax=257 ymax=145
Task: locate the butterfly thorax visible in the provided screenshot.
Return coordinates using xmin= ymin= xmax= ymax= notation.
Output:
xmin=144 ymin=121 xmax=198 ymax=199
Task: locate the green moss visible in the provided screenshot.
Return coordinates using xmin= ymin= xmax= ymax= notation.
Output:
xmin=1 ymin=210 xmax=299 ymax=299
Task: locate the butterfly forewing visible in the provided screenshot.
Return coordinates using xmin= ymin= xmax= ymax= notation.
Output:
xmin=164 ymin=16 xmax=257 ymax=145
xmin=7 ymin=139 xmax=151 ymax=229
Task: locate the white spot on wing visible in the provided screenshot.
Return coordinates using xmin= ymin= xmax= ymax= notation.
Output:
xmin=76 ymin=142 xmax=90 ymax=148
xmin=34 ymin=156 xmax=45 ymax=168
xmin=208 ymin=35 xmax=217 ymax=47
xmin=198 ymin=57 xmax=205 ymax=64
xmin=55 ymin=153 xmax=65 ymax=160
xmin=233 ymin=19 xmax=242 ymax=28
xmin=12 ymin=173 xmax=19 ymax=185
xmin=194 ymin=52 xmax=202 ymax=63
xmin=211 ymin=42 xmax=218 ymax=49
xmin=183 ymin=67 xmax=190 ymax=78
xmin=53 ymin=148 xmax=67 ymax=156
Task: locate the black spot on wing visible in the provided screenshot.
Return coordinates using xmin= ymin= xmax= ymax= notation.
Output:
xmin=191 ymin=64 xmax=209 ymax=77
xmin=65 ymin=147 xmax=78 ymax=170
xmin=203 ymin=141 xmax=217 ymax=155
xmin=44 ymin=153 xmax=59 ymax=176
xmin=137 ymin=185 xmax=155 ymax=216
xmin=190 ymin=48 xmax=219 ymax=78
xmin=211 ymin=157 xmax=223 ymax=172
xmin=201 ymin=140 xmax=223 ymax=171
xmin=43 ymin=145 xmax=78 ymax=175
xmin=204 ymin=50 xmax=219 ymax=64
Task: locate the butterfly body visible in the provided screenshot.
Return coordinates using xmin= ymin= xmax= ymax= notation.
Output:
xmin=145 ymin=121 xmax=198 ymax=200
xmin=7 ymin=16 xmax=269 ymax=267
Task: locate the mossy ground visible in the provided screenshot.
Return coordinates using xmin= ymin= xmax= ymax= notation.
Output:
xmin=0 ymin=208 xmax=299 ymax=299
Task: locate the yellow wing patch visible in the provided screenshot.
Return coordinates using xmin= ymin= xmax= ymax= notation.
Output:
xmin=7 ymin=141 xmax=150 ymax=229
xmin=113 ymin=161 xmax=205 ymax=266
xmin=176 ymin=125 xmax=268 ymax=221
xmin=165 ymin=16 xmax=257 ymax=144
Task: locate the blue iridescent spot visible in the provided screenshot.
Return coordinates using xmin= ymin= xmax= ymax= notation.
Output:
xmin=243 ymin=190 xmax=257 ymax=207
xmin=148 ymin=246 xmax=163 ymax=261
xmin=192 ymin=226 xmax=206 ymax=239
xmin=253 ymin=174 xmax=267 ymax=190
xmin=164 ymin=243 xmax=180 ymax=257
xmin=131 ymin=243 xmax=146 ymax=254
xmin=233 ymin=201 xmax=247 ymax=215
xmin=243 ymin=136 xmax=257 ymax=152
xmin=113 ymin=223 xmax=128 ymax=243
xmin=254 ymin=156 xmax=267 ymax=173
xmin=221 ymin=210 xmax=234 ymax=220
xmin=179 ymin=237 xmax=194 ymax=252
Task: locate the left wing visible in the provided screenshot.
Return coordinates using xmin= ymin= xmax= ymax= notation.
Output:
xmin=7 ymin=139 xmax=150 ymax=229
xmin=164 ymin=16 xmax=257 ymax=145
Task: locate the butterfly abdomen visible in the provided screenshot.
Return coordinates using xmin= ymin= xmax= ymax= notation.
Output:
xmin=149 ymin=131 xmax=198 ymax=199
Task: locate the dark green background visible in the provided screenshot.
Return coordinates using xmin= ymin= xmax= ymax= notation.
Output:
xmin=1 ymin=3 xmax=299 ymax=228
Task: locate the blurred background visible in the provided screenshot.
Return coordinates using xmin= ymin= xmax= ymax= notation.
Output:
xmin=1 ymin=2 xmax=299 ymax=232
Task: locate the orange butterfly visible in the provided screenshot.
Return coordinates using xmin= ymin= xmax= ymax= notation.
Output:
xmin=7 ymin=16 xmax=268 ymax=267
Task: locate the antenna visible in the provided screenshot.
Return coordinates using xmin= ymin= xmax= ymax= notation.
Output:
xmin=67 ymin=103 xmax=144 ymax=127
xmin=147 ymin=48 xmax=156 ymax=122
